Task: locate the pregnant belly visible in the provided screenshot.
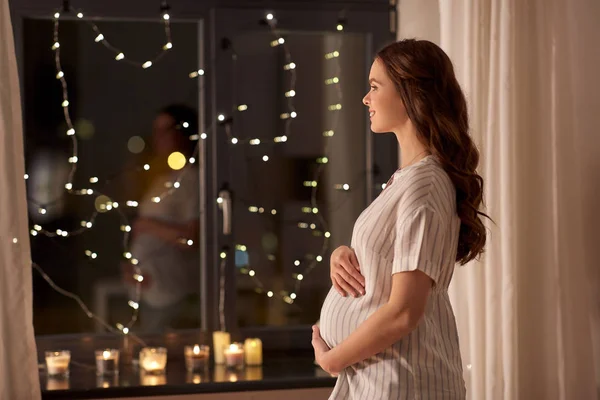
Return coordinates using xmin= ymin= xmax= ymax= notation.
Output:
xmin=319 ymin=288 xmax=368 ymax=348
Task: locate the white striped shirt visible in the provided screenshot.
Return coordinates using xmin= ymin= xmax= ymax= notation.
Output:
xmin=320 ymin=155 xmax=466 ymax=399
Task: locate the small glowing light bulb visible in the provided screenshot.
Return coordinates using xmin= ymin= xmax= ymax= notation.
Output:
xmin=266 ymin=13 xmax=274 ymax=20
xmin=62 ymin=100 xmax=69 ymax=107
xmin=163 ymin=42 xmax=173 ymax=50
xmin=115 ymin=53 xmax=125 ymax=61
xmin=262 ymin=155 xmax=269 ymax=162
xmin=67 ymin=128 xmax=75 ymax=136
xmin=95 ymin=34 xmax=104 ymax=42
xmin=163 ymin=13 xmax=170 ymax=20
xmin=77 ymin=12 xmax=83 ymax=18
xmin=56 ymin=71 xmax=64 ymax=79
xmin=231 ymin=138 xmax=238 ymax=144
xmin=143 ymin=164 xmax=150 ymax=171
xmin=142 ymin=61 xmax=152 ymax=69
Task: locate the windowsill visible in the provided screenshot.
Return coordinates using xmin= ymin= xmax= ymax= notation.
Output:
xmin=41 ymin=357 xmax=335 ymax=399
xmin=36 ymin=329 xmax=335 ymax=399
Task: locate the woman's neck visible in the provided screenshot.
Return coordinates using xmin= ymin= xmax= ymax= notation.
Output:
xmin=394 ymin=123 xmax=429 ymax=169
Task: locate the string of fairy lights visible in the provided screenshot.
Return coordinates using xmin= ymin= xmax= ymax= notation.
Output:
xmin=223 ymin=13 xmax=349 ymax=305
xmin=21 ymin=3 xmax=358 ymax=338
xmin=26 ymin=4 xmax=205 ymax=340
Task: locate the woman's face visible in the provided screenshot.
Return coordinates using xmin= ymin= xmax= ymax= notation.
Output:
xmin=362 ymin=58 xmax=408 ymax=134
xmin=152 ymin=113 xmax=182 ymax=157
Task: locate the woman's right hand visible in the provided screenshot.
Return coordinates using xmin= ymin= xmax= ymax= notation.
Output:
xmin=330 ymin=246 xmax=365 ymax=297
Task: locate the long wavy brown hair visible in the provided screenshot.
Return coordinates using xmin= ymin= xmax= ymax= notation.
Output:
xmin=377 ymin=39 xmax=490 ymax=265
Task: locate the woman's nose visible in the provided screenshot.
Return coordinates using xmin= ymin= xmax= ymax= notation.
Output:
xmin=362 ymin=94 xmax=369 ymax=106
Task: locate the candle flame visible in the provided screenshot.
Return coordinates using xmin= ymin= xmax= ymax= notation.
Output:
xmin=193 ymin=345 xmax=200 ymax=355
xmin=103 ymin=350 xmax=111 ymax=359
xmin=229 ymin=343 xmax=240 ymax=351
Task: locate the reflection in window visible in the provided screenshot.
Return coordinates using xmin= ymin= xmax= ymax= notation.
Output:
xmin=24 ymin=19 xmax=201 ymax=334
xmin=229 ymin=32 xmax=369 ymax=327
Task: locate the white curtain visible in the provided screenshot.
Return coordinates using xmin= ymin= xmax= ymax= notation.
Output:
xmin=398 ymin=0 xmax=600 ymax=399
xmin=0 ymin=0 xmax=42 ymax=398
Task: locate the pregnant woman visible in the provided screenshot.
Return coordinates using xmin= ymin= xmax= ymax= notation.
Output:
xmin=312 ymin=39 xmax=490 ymax=399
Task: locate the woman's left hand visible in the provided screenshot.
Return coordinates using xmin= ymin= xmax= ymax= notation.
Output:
xmin=312 ymin=325 xmax=339 ymax=376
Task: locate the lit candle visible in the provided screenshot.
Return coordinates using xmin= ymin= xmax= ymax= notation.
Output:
xmin=244 ymin=338 xmax=263 ymax=366
xmin=223 ymin=343 xmax=245 ymax=369
xmin=95 ymin=349 xmax=119 ymax=376
xmin=212 ymin=331 xmax=231 ymax=365
xmin=139 ymin=347 xmax=167 ymax=374
xmin=45 ymin=351 xmax=71 ymax=377
xmin=184 ymin=344 xmax=210 ymax=372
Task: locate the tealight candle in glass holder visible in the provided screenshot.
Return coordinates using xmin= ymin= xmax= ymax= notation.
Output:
xmin=139 ymin=347 xmax=167 ymax=374
xmin=95 ymin=349 xmax=119 ymax=376
xmin=223 ymin=343 xmax=245 ymax=369
xmin=184 ymin=344 xmax=210 ymax=372
xmin=45 ymin=350 xmax=71 ymax=377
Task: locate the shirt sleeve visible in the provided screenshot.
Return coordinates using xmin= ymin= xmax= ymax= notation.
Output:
xmin=391 ymin=206 xmax=446 ymax=285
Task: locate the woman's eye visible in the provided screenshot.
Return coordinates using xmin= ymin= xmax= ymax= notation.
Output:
xmin=370 ymin=86 xmax=377 ymax=91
